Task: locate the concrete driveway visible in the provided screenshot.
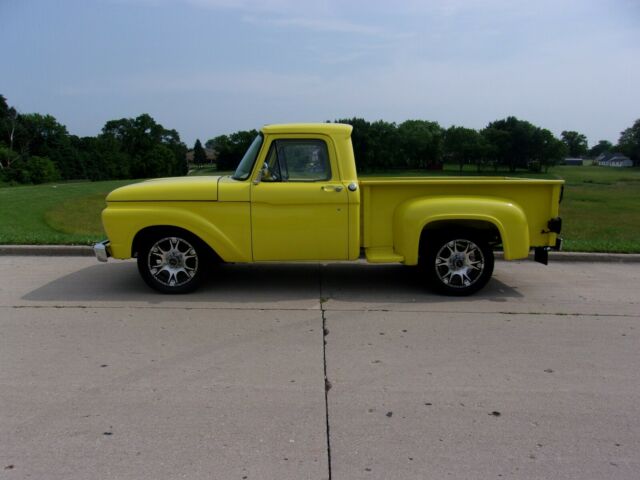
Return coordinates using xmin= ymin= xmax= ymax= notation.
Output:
xmin=0 ymin=256 xmax=638 ymax=479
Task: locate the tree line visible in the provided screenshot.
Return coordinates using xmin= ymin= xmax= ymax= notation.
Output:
xmin=205 ymin=118 xmax=639 ymax=174
xmin=0 ymin=95 xmax=187 ymax=184
xmin=2 ymin=92 xmax=638 ymax=185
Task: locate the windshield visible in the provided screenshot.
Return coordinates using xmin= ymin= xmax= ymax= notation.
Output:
xmin=232 ymin=134 xmax=263 ymax=180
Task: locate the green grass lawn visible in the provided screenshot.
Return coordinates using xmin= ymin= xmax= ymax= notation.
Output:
xmin=188 ymin=165 xmax=228 ymax=176
xmin=1 ymin=165 xmax=639 ymax=252
xmin=0 ymin=180 xmax=136 ymax=244
xmin=548 ymin=167 xmax=640 ymax=252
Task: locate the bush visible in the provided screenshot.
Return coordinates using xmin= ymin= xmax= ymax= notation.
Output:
xmin=27 ymin=156 xmax=61 ymax=184
xmin=3 ymin=155 xmax=60 ymax=184
xmin=527 ymin=160 xmax=542 ymax=173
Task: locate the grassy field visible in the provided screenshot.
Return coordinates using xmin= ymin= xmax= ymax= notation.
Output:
xmin=188 ymin=165 xmax=222 ymax=176
xmin=0 ymin=166 xmax=639 ymax=252
xmin=0 ymin=180 xmax=135 ymax=244
xmin=545 ymin=166 xmax=640 ymax=252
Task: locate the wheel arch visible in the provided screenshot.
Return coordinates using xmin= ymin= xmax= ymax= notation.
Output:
xmin=419 ymin=220 xmax=502 ymax=258
xmin=393 ymin=196 xmax=530 ymax=265
xmin=132 ymin=225 xmax=221 ymax=263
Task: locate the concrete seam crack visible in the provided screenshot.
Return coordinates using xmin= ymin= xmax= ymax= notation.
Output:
xmin=6 ymin=305 xmax=317 ymax=312
xmin=320 ymin=308 xmax=637 ymax=318
xmin=319 ymin=265 xmax=332 ymax=480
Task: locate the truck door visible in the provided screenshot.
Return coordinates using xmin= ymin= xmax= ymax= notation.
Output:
xmin=250 ymin=136 xmax=349 ymax=261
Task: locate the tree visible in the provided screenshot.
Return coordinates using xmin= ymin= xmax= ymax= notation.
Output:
xmin=13 ymin=113 xmax=68 ymax=155
xmin=589 ymin=140 xmax=613 ymax=158
xmin=480 ymin=127 xmax=508 ymax=171
xmin=0 ymin=96 xmax=79 ymax=181
xmin=334 ymin=118 xmax=373 ymax=171
xmin=0 ymin=145 xmax=18 ymax=171
xmin=444 ymin=126 xmax=484 ymax=172
xmin=24 ymin=156 xmax=60 ymax=184
xmin=532 ymin=128 xmax=567 ymax=173
xmin=397 ymin=120 xmax=443 ymax=169
xmin=193 ymin=139 xmax=206 ymax=167
xmin=617 ymin=119 xmax=640 ymax=165
xmin=334 ymin=118 xmax=403 ymax=171
xmin=73 ymin=135 xmax=131 ymax=181
xmin=561 ymin=130 xmax=588 ymax=157
xmin=2 ymin=155 xmax=60 ymax=184
xmin=0 ymin=94 xmax=18 ymax=153
xmin=140 ymin=144 xmax=175 ymax=178
xmin=482 ymin=117 xmax=539 ymax=172
xmin=101 ymin=113 xmax=188 ymax=178
xmin=10 ymin=112 xmax=87 ymax=179
xmin=368 ymin=120 xmax=401 ymax=170
xmin=207 ymin=135 xmax=232 ymax=170
xmin=206 ymin=129 xmax=258 ymax=171
xmin=480 ymin=117 xmax=565 ymax=172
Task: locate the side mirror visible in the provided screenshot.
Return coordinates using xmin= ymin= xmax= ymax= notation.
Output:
xmin=253 ymin=164 xmax=266 ymax=185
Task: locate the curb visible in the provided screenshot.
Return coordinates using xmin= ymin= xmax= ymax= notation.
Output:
xmin=496 ymin=252 xmax=640 ymax=263
xmin=0 ymin=245 xmax=94 ymax=257
xmin=1 ymin=245 xmax=640 ymax=263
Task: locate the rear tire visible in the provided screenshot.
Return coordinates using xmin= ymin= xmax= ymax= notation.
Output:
xmin=422 ymin=232 xmax=494 ymax=296
xmin=137 ymin=231 xmax=207 ymax=294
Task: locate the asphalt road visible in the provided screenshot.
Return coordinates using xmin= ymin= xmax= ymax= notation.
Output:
xmin=0 ymin=256 xmax=638 ymax=479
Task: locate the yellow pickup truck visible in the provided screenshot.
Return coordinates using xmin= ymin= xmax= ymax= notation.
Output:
xmin=95 ymin=123 xmax=563 ymax=296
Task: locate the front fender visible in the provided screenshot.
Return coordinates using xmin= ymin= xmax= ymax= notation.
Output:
xmin=102 ymin=202 xmax=251 ymax=262
xmin=393 ymin=196 xmax=530 ymax=265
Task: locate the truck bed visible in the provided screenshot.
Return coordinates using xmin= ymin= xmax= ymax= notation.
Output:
xmin=358 ymin=177 xmax=564 ymax=263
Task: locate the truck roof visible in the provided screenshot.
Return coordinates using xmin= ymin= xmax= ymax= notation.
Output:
xmin=261 ymin=123 xmax=353 ymax=137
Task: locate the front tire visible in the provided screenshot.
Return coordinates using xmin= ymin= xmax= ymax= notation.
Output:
xmin=137 ymin=232 xmax=206 ymax=294
xmin=422 ymin=233 xmax=494 ymax=296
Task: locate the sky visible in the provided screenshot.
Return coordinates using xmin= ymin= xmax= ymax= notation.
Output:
xmin=1 ymin=0 xmax=639 ymax=147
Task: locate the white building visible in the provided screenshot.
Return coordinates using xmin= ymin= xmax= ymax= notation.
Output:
xmin=596 ymin=153 xmax=633 ymax=167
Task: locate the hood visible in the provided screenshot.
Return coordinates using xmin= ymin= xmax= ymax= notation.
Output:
xmin=106 ymin=176 xmax=220 ymax=202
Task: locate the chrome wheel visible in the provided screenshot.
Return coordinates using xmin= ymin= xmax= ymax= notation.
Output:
xmin=434 ymin=239 xmax=485 ymax=289
xmin=147 ymin=237 xmax=199 ymax=287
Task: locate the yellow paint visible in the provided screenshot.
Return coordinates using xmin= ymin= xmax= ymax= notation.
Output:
xmin=101 ymin=123 xmax=563 ymax=266
xmin=393 ymin=196 xmax=530 ymax=264
xmin=360 ymin=178 xmax=562 ymax=265
xmin=107 ymin=176 xmax=220 ymax=202
xmin=103 ymin=202 xmax=251 ymax=261
xmin=250 ymin=131 xmax=351 ymax=260
xmin=365 ymin=247 xmax=404 ymax=263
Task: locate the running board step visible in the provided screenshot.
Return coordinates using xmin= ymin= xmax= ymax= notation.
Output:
xmin=365 ymin=247 xmax=404 ymax=263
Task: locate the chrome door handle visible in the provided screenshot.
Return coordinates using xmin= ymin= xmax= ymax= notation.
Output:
xmin=321 ymin=185 xmax=343 ymax=192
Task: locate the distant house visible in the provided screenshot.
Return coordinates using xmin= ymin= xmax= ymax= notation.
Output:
xmin=563 ymin=157 xmax=584 ymax=166
xmin=596 ymin=152 xmax=633 ymax=167
xmin=186 ymin=148 xmax=217 ymax=164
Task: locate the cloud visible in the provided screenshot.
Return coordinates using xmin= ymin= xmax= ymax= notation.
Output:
xmin=183 ymin=0 xmax=326 ymax=15
xmin=242 ymin=16 xmax=418 ymax=43
xmin=241 ymin=15 xmax=386 ymax=36
xmin=58 ymin=70 xmax=326 ymax=97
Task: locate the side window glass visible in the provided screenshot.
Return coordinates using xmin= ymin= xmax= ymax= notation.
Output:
xmin=276 ymin=140 xmax=331 ymax=182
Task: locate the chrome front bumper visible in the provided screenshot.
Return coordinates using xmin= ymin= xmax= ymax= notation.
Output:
xmin=94 ymin=240 xmax=111 ymax=262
